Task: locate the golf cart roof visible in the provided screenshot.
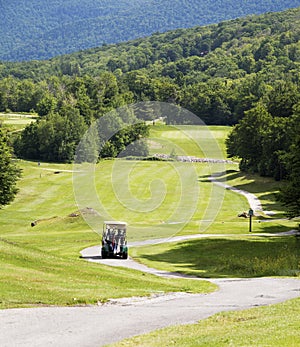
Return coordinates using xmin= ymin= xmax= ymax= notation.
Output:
xmin=104 ymin=221 xmax=127 ymax=226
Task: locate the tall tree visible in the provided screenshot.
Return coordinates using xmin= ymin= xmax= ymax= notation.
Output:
xmin=0 ymin=128 xmax=21 ymax=207
xmin=14 ymin=106 xmax=88 ymax=162
xmin=226 ymin=103 xmax=272 ymax=172
xmin=278 ymin=113 xmax=300 ymax=217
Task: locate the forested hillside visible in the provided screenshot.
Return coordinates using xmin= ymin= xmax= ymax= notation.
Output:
xmin=1 ymin=0 xmax=300 ymax=61
xmin=0 ymin=7 xmax=299 ymax=214
xmin=1 ymin=8 xmax=300 ymax=124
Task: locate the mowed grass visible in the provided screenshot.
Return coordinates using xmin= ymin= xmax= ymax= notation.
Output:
xmin=92 ymin=160 xmax=244 ymax=239
xmin=107 ymin=297 xmax=300 ymax=347
xmin=148 ymin=124 xmax=230 ymax=158
xmin=0 ymin=238 xmax=215 ymax=309
xmin=85 ymin=162 xmax=296 ymax=239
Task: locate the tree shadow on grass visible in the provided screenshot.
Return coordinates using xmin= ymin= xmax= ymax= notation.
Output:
xmin=252 ymin=222 xmax=294 ymax=234
xmin=138 ymin=237 xmax=300 ymax=278
xmin=199 ymin=170 xmax=284 ymax=215
xmin=213 ymin=171 xmax=281 ymax=196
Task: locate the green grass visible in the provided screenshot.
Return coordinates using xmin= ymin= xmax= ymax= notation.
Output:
xmin=148 ymin=124 xmax=230 ymax=158
xmin=80 ymin=159 xmax=296 ymax=239
xmin=131 ymin=236 xmax=300 ymax=278
xmin=107 ymin=297 xmax=300 ymax=347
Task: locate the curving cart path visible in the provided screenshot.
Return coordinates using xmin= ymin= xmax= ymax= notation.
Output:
xmin=0 ymin=243 xmax=299 ymax=347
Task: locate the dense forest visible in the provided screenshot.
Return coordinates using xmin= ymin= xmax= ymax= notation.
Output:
xmin=1 ymin=7 xmax=300 ymax=214
xmin=1 ymin=8 xmax=300 ymax=125
xmin=1 ymin=0 xmax=300 ymax=61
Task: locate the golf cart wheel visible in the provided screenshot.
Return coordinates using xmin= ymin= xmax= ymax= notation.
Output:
xmin=102 ymin=249 xmax=107 ymax=259
xmin=122 ymin=252 xmax=128 ymax=259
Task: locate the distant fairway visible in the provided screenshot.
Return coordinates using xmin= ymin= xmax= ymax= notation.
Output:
xmin=1 ymin=124 xmax=295 ymax=242
xmin=0 ymin=112 xmax=37 ymax=132
xmin=148 ymin=124 xmax=229 ymax=158
xmin=1 ymin=124 xmax=294 ymax=244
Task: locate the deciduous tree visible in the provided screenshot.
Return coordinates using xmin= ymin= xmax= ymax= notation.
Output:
xmin=0 ymin=128 xmax=21 ymax=207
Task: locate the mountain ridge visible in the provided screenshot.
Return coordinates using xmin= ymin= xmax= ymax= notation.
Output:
xmin=2 ymin=0 xmax=300 ymax=61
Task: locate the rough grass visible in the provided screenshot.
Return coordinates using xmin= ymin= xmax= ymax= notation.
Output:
xmin=131 ymin=236 xmax=300 ymax=278
xmin=216 ymin=169 xmax=287 ymax=219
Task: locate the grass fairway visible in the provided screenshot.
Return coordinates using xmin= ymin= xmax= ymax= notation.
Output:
xmin=0 ymin=125 xmax=298 ymax=309
xmin=107 ymin=297 xmax=300 ymax=347
xmin=0 ymin=160 xmax=217 ymax=308
xmin=95 ymin=159 xmax=296 ymax=238
xmin=148 ymin=124 xmax=230 ymax=158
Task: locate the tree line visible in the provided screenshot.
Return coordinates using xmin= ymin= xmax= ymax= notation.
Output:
xmin=1 ymin=8 xmax=300 ymax=126
xmin=225 ymin=91 xmax=300 ymax=216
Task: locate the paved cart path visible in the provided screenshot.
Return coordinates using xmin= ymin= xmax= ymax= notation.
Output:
xmin=1 ymin=243 xmax=299 ymax=347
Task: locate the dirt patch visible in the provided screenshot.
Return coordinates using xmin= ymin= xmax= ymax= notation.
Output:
xmin=69 ymin=207 xmax=100 ymax=218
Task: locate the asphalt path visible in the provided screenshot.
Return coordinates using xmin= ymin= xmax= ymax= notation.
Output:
xmin=0 ymin=242 xmax=299 ymax=347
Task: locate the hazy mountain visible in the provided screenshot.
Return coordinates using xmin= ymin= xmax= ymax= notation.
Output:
xmin=1 ymin=0 xmax=300 ymax=61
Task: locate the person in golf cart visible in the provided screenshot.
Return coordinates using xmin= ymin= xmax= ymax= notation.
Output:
xmin=101 ymin=221 xmax=128 ymax=259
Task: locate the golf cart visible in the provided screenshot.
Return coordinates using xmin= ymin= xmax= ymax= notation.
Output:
xmin=101 ymin=221 xmax=128 ymax=259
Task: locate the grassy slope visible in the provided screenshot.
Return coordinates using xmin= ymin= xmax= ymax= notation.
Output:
xmin=1 ymin=238 xmax=215 ymax=309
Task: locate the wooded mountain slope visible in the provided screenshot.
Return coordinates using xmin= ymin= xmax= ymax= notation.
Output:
xmin=1 ymin=0 xmax=300 ymax=61
xmin=1 ymin=7 xmax=300 ymax=125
